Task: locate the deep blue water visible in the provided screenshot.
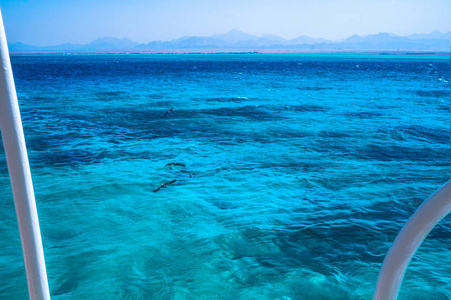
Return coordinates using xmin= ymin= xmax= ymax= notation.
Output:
xmin=0 ymin=54 xmax=450 ymax=299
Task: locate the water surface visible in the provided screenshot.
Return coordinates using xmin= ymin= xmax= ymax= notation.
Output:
xmin=0 ymin=54 xmax=449 ymax=299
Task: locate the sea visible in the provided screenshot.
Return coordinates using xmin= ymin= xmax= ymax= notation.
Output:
xmin=0 ymin=54 xmax=449 ymax=300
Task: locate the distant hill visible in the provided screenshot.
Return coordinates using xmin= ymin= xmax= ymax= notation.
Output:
xmin=210 ymin=29 xmax=259 ymax=44
xmin=10 ymin=37 xmax=138 ymax=52
xmin=9 ymin=30 xmax=451 ymax=53
xmin=84 ymin=37 xmax=138 ymax=50
xmin=407 ymin=30 xmax=450 ymax=41
xmin=335 ymin=32 xmax=450 ymax=51
xmin=8 ymin=42 xmax=41 ymax=52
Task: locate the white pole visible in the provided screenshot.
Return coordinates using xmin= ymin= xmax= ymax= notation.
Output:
xmin=0 ymin=9 xmax=51 ymax=300
xmin=373 ymin=180 xmax=451 ymax=299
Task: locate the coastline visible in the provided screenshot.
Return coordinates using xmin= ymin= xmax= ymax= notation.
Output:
xmin=9 ymin=49 xmax=450 ymax=56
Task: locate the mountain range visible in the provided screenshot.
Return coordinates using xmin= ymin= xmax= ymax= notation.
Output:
xmin=9 ymin=29 xmax=451 ymax=53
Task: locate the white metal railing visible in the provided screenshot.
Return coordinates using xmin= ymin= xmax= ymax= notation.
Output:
xmin=374 ymin=180 xmax=451 ymax=299
xmin=0 ymin=9 xmax=51 ymax=300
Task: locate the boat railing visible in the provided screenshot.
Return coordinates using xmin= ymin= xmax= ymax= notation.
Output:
xmin=373 ymin=180 xmax=451 ymax=299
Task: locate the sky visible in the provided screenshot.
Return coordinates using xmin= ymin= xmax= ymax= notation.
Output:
xmin=0 ymin=0 xmax=450 ymax=46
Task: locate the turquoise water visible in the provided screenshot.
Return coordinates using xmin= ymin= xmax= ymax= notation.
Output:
xmin=0 ymin=54 xmax=450 ymax=299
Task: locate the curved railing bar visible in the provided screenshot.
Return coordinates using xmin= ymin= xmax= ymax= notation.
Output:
xmin=373 ymin=180 xmax=451 ymax=299
xmin=0 ymin=9 xmax=51 ymax=300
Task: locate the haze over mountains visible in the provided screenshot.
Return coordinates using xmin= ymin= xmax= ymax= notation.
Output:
xmin=9 ymin=29 xmax=451 ymax=53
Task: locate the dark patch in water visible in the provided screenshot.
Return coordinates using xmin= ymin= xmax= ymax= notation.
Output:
xmin=146 ymin=100 xmax=174 ymax=107
xmin=281 ymin=104 xmax=328 ymax=112
xmin=27 ymin=134 xmax=79 ymax=152
xmin=345 ymin=111 xmax=384 ymax=119
xmin=357 ymin=144 xmax=447 ymax=162
xmin=311 ymin=142 xmax=353 ymax=156
xmin=318 ymin=131 xmax=352 ymax=138
xmin=24 ymin=95 xmax=53 ymax=102
xmin=415 ymin=90 xmax=449 ymax=98
xmin=94 ymin=91 xmax=127 ymax=97
xmin=300 ymin=86 xmax=330 ymax=91
xmin=437 ymin=105 xmax=450 ymax=113
xmin=274 ymin=219 xmax=387 ymax=276
xmin=396 ymin=124 xmax=449 ymax=145
xmin=259 ymin=161 xmax=318 ymax=171
xmin=21 ymin=108 xmax=60 ymax=123
xmin=31 ymin=149 xmax=107 ymax=167
xmin=47 ymin=230 xmax=79 ymax=249
xmin=203 ymin=97 xmax=248 ymax=103
xmin=204 ymin=105 xmax=281 ymax=121
xmin=374 ymin=128 xmax=407 ymax=142
xmin=52 ymin=276 xmax=79 ymax=296
xmin=147 ymin=93 xmax=165 ymax=99
xmin=100 ymin=107 xmax=174 ymax=123
xmin=213 ymin=201 xmax=240 ymax=210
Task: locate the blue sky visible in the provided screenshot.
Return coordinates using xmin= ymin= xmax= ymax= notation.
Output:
xmin=1 ymin=0 xmax=450 ymax=46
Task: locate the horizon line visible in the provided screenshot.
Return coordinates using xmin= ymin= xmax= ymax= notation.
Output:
xmin=8 ymin=29 xmax=451 ymax=48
